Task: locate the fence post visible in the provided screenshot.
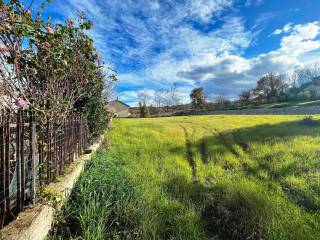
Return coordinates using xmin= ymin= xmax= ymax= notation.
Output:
xmin=46 ymin=119 xmax=51 ymax=184
xmin=0 ymin=111 xmax=5 ymax=227
xmin=52 ymin=119 xmax=57 ymax=180
xmin=38 ymin=131 xmax=43 ymax=186
xmin=4 ymin=114 xmax=10 ymax=218
xmin=0 ymin=111 xmax=90 ymax=228
xmin=16 ymin=110 xmax=22 ymax=212
xmin=62 ymin=118 xmax=66 ymax=171
xmin=30 ymin=111 xmax=37 ymax=204
xmin=20 ymin=110 xmax=25 ymax=210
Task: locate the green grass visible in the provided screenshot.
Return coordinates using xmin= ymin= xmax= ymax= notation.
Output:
xmin=50 ymin=115 xmax=320 ymax=240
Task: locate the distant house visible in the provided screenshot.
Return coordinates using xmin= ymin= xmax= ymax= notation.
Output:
xmin=107 ymin=100 xmax=131 ymax=118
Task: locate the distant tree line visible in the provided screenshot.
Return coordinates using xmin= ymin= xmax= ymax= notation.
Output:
xmin=138 ymin=83 xmax=183 ymax=117
xmin=136 ymin=63 xmax=320 ymax=117
xmin=239 ymin=64 xmax=320 ymax=105
xmin=190 ymin=64 xmax=320 ymax=111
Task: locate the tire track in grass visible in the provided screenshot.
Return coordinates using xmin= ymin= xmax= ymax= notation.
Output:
xmin=213 ymin=128 xmax=240 ymax=157
xmin=181 ymin=126 xmax=197 ymax=180
xmin=198 ymin=127 xmax=242 ymax=165
xmin=212 ymin=128 xmax=257 ymax=175
xmin=198 ymin=127 xmax=215 ymax=164
xmin=231 ymin=130 xmax=320 ymax=212
xmin=199 ymin=139 xmax=209 ymax=164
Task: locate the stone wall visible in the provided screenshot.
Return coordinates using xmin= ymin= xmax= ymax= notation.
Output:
xmin=182 ymin=105 xmax=320 ymax=116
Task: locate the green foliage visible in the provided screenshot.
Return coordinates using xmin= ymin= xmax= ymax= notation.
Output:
xmin=84 ymin=96 xmax=108 ymax=137
xmin=0 ymin=0 xmax=116 ymax=133
xmin=139 ymin=101 xmax=150 ymax=118
xmin=190 ymin=87 xmax=206 ymax=109
xmin=298 ymin=91 xmax=311 ymax=101
xmin=254 ymin=73 xmax=288 ymax=103
xmin=239 ymin=90 xmax=252 ymax=105
xmin=51 ymin=115 xmax=320 ymax=239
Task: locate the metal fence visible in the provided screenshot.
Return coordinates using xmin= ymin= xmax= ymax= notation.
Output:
xmin=0 ymin=109 xmax=89 ymax=228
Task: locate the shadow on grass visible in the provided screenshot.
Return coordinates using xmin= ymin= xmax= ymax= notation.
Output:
xmin=205 ymin=120 xmax=320 ymax=210
xmin=165 ymin=175 xmax=274 ymax=240
xmin=165 ymin=120 xmax=320 ymax=240
xmin=199 ymin=120 xmax=320 ymax=178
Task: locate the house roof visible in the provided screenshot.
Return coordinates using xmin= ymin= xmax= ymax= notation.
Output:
xmin=107 ymin=100 xmax=131 ymax=113
xmin=108 ymin=100 xmax=131 ymax=107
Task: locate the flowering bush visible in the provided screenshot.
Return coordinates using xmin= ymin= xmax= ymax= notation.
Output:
xmin=0 ymin=0 xmax=116 ymax=132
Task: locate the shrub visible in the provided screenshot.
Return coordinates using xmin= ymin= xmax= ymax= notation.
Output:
xmin=84 ymin=97 xmax=108 ymax=137
xmin=308 ymin=87 xmax=320 ymax=100
xmin=288 ymin=93 xmax=298 ymax=101
xmin=297 ymin=91 xmax=311 ymax=101
xmin=0 ymin=0 xmax=116 ymax=132
xmin=269 ymin=96 xmax=278 ymax=103
xmin=277 ymin=94 xmax=287 ymax=102
xmin=139 ymin=102 xmax=150 ymax=118
xmin=300 ymin=116 xmax=320 ymax=126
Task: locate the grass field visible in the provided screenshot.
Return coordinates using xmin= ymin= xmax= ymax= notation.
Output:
xmin=50 ymin=115 xmax=320 ymax=240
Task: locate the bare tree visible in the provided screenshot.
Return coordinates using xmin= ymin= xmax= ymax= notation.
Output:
xmin=287 ymin=71 xmax=299 ymax=88
xmin=154 ymin=88 xmax=166 ymax=108
xmin=215 ymin=95 xmax=230 ymax=109
xmin=239 ymin=90 xmax=252 ymax=105
xmin=296 ymin=64 xmax=320 ymax=88
xmin=103 ymin=67 xmax=117 ymax=102
xmin=254 ymin=72 xmax=288 ymax=102
xmin=138 ymin=90 xmax=150 ymax=106
xmin=169 ymin=83 xmax=181 ymax=107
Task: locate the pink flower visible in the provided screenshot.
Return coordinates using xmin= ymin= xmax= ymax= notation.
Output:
xmin=25 ymin=10 xmax=31 ymax=16
xmin=67 ymin=20 xmax=73 ymax=28
xmin=16 ymin=98 xmax=27 ymax=109
xmin=44 ymin=42 xmax=51 ymax=49
xmin=46 ymin=26 xmax=55 ymax=34
xmin=62 ymin=59 xmax=68 ymax=66
xmin=0 ymin=44 xmax=9 ymax=53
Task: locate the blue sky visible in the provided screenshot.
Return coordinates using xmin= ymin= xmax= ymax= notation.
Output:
xmin=26 ymin=0 xmax=320 ymax=105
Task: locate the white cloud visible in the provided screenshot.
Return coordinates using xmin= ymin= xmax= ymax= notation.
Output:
xmin=245 ymin=0 xmax=264 ymax=7
xmin=273 ymin=29 xmax=282 ymax=35
xmin=190 ymin=0 xmax=234 ymax=22
xmin=177 ymin=22 xmax=320 ymax=100
xmin=289 ymin=8 xmax=300 ymax=12
xmin=283 ymin=22 xmax=293 ymax=32
xmin=50 ymin=1 xmax=320 ymax=104
xmin=52 ymin=0 xmax=236 ymax=70
xmin=280 ymin=22 xmax=320 ymax=56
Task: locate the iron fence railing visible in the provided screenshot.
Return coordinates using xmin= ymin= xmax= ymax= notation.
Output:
xmin=0 ymin=109 xmax=89 ymax=228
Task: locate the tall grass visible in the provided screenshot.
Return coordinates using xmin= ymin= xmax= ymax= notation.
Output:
xmin=50 ymin=115 xmax=320 ymax=240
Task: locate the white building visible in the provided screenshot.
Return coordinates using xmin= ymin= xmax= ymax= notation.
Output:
xmin=107 ymin=100 xmax=131 ymax=118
